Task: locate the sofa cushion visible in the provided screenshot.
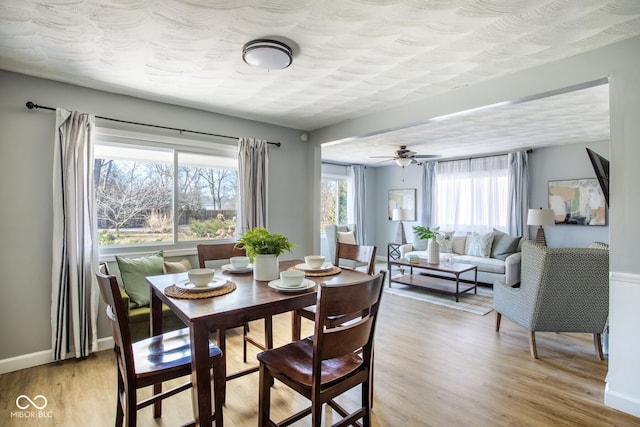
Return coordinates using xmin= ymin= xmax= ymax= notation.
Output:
xmin=116 ymin=252 xmax=164 ymax=308
xmin=491 ymin=231 xmax=522 ymax=260
xmin=454 ymin=255 xmax=506 ymax=274
xmin=436 ymin=231 xmax=455 ymax=253
xmin=163 ymin=257 xmax=192 ymax=274
xmin=466 ymin=232 xmax=495 ymax=258
xmin=452 ymin=235 xmax=467 ymax=255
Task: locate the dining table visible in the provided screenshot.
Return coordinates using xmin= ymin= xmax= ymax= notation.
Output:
xmin=145 ymin=258 xmax=369 ymax=426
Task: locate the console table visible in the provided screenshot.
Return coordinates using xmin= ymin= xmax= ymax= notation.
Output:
xmin=388 ymin=258 xmax=477 ymax=302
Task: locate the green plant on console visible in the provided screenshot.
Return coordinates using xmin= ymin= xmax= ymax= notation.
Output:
xmin=235 ymin=227 xmax=295 ymax=259
xmin=413 ymin=225 xmax=448 ymax=241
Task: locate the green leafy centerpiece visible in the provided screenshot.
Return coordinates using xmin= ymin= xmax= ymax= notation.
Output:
xmin=413 ymin=226 xmax=448 ymax=264
xmin=236 ymin=228 xmax=295 ymax=280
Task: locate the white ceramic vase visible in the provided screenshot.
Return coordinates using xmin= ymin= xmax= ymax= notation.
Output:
xmin=253 ymin=254 xmax=279 ymax=281
xmin=427 ymin=239 xmax=440 ymax=264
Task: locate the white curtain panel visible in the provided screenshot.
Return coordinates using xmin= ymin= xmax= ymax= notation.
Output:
xmin=238 ymin=137 xmax=268 ymax=234
xmin=51 ymin=108 xmax=99 ymax=360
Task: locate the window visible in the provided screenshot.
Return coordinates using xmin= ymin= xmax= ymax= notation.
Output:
xmin=434 ymin=155 xmax=509 ymax=233
xmin=94 ymin=129 xmax=238 ymax=248
xmin=320 ymin=162 xmax=355 ymax=231
xmin=320 ymin=175 xmax=349 ymax=231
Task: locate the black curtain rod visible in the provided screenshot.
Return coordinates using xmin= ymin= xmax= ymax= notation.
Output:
xmin=25 ymin=101 xmax=281 ymax=147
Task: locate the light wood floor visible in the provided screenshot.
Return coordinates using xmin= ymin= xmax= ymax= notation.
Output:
xmin=1 ymin=290 xmax=639 ymax=427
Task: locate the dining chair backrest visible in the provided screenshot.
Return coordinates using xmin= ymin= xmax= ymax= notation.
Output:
xmin=312 ymin=271 xmax=385 ymax=389
xmin=334 ymin=242 xmax=377 ymax=275
xmin=197 ymin=242 xmax=246 ymax=267
xmin=96 ymin=263 xmax=135 ymax=380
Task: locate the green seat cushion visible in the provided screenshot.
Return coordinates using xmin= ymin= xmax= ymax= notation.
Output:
xmin=116 ymin=252 xmax=164 ymax=308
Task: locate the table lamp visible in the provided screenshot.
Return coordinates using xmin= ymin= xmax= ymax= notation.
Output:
xmin=392 ymin=208 xmax=406 ymax=244
xmin=527 ymin=208 xmax=555 ymax=246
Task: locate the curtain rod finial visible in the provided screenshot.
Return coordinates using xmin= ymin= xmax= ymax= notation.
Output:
xmin=26 ymin=101 xmax=36 ymax=109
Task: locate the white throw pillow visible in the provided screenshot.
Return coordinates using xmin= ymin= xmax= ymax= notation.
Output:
xmin=436 ymin=231 xmax=455 ymax=253
xmin=466 ymin=232 xmax=495 ymax=258
xmin=337 ymin=230 xmax=356 ymax=244
xmin=452 ymin=235 xmax=467 ymax=255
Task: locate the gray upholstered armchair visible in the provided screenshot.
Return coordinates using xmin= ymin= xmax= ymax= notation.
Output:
xmin=494 ymin=240 xmax=609 ymax=359
xmin=325 ymin=223 xmax=357 ymax=263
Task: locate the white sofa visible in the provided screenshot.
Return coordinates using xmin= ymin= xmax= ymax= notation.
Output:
xmin=399 ymin=230 xmax=523 ymax=286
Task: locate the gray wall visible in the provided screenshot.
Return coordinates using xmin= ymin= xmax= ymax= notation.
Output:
xmin=0 ymin=70 xmax=316 ymax=360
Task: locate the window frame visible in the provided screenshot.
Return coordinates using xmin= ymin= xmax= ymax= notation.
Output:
xmin=94 ymin=127 xmax=239 ymax=258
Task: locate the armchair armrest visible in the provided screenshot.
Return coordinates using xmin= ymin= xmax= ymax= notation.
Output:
xmin=503 ymin=252 xmax=521 ymax=286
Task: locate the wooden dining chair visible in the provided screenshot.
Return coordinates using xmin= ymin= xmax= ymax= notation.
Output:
xmin=96 ymin=263 xmax=224 ymax=427
xmin=197 ymin=243 xmax=273 ymax=368
xmin=292 ymin=242 xmax=377 ymax=341
xmin=257 ymin=271 xmax=386 ymax=427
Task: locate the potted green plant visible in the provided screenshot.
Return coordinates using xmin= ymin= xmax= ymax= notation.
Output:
xmin=413 ymin=226 xmax=448 ymax=264
xmin=236 ymin=228 xmax=295 ymax=280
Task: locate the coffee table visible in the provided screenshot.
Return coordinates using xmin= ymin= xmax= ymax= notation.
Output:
xmin=388 ymin=258 xmax=477 ymax=302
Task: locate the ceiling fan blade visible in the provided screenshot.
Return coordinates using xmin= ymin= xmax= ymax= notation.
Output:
xmin=413 ymin=154 xmax=442 ymax=159
xmin=369 ymin=155 xmax=396 ymax=159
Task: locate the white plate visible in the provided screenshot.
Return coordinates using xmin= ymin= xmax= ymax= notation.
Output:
xmin=294 ymin=262 xmax=334 ymax=272
xmin=221 ymin=263 xmax=253 ymax=273
xmin=175 ymin=278 xmax=227 ymax=293
xmin=268 ymin=278 xmax=316 ymax=292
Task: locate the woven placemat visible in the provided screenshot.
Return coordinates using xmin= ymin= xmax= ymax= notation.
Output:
xmin=164 ymin=281 xmax=237 ymax=300
xmin=288 ymin=265 xmax=342 ymax=277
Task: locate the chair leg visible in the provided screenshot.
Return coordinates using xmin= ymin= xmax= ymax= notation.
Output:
xmin=153 ymin=382 xmax=162 ymax=418
xmin=292 ymin=310 xmax=302 ymax=341
xmin=115 ymin=372 xmax=124 ymax=427
xmin=243 ymin=323 xmax=249 ymax=363
xmin=594 ymin=333 xmax=604 ymax=360
xmin=258 ymin=364 xmax=272 ymax=427
xmin=495 ymin=312 xmax=502 ymax=332
xmin=528 ymin=331 xmax=538 ymax=359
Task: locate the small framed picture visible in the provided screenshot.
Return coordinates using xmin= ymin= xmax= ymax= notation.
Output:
xmin=388 ymin=189 xmax=416 ymax=221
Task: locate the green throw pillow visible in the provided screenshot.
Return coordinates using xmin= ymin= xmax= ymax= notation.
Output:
xmin=491 ymin=230 xmax=521 ymax=260
xmin=116 ymin=252 xmax=164 ymax=308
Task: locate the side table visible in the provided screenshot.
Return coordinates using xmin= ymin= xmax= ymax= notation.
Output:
xmin=387 ymin=242 xmax=402 ymax=276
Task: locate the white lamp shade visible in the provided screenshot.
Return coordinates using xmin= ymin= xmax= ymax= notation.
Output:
xmin=392 ymin=208 xmax=403 ymax=221
xmin=527 ymin=208 xmax=555 ymax=226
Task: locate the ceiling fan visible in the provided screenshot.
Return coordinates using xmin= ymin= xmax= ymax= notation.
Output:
xmin=371 ymin=145 xmax=441 ymax=167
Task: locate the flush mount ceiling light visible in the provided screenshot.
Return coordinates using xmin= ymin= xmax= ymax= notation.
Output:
xmin=242 ymin=39 xmax=292 ymax=70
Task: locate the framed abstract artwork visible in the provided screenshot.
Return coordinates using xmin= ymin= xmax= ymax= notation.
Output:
xmin=548 ymin=178 xmax=607 ymax=225
xmin=388 ymin=188 xmax=416 ymax=221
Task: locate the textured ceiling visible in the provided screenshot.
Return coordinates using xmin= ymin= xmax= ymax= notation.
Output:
xmin=0 ymin=1 xmax=638 ymax=164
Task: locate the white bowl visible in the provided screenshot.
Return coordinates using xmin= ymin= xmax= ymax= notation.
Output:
xmin=230 ymin=256 xmax=250 ymax=269
xmin=188 ymin=268 xmax=214 ymax=287
xmin=304 ymin=255 xmax=325 ymax=269
xmin=279 ymin=270 xmax=305 ymax=288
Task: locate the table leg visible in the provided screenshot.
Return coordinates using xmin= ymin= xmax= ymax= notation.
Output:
xmin=150 ymin=289 xmax=164 ymax=417
xmin=191 ymin=324 xmax=213 ymax=427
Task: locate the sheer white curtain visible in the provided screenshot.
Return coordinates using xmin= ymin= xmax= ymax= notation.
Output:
xmin=51 ymin=108 xmax=99 ymax=360
xmin=238 ymin=137 xmax=268 ymax=234
xmin=349 ymin=165 xmax=366 ymax=244
xmin=434 ymin=155 xmax=509 ymax=233
xmin=508 ymin=151 xmax=530 ymax=238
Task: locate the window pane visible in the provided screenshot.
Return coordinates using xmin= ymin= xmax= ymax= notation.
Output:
xmin=94 ymin=145 xmax=174 ymax=246
xmin=320 ymin=179 xmax=337 ymax=231
xmin=177 ymin=152 xmax=238 ymax=241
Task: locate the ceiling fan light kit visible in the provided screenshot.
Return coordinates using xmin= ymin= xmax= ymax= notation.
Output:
xmin=395 ymin=157 xmax=412 ymax=167
xmin=242 ymin=39 xmax=292 ymax=70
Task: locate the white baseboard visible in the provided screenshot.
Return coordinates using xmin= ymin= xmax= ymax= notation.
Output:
xmin=605 ymin=383 xmax=640 ymax=418
xmin=0 ymin=337 xmax=115 ymax=375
